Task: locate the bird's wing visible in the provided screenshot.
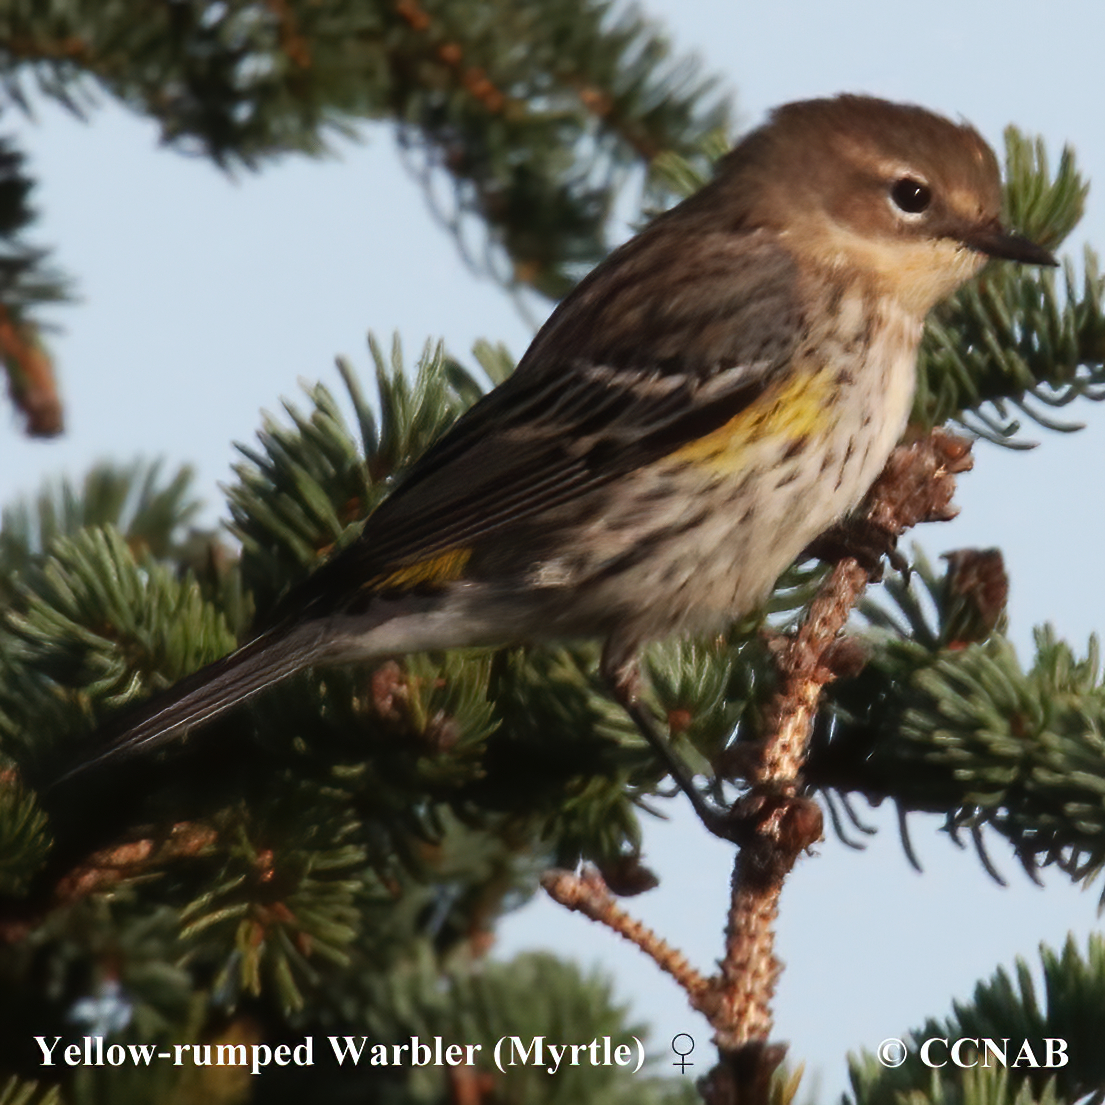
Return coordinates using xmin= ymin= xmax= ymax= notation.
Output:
xmin=55 ymin=232 xmax=802 ymax=778
xmin=297 ymin=229 xmax=804 ymax=611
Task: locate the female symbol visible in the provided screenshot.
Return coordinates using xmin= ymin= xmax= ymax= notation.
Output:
xmin=671 ymin=1034 xmax=695 ymax=1072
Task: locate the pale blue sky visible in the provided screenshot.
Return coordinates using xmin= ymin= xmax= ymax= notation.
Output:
xmin=5 ymin=1 xmax=1105 ymax=1099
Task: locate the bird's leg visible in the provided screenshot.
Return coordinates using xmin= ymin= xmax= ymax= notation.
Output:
xmin=603 ymin=653 xmax=738 ymax=842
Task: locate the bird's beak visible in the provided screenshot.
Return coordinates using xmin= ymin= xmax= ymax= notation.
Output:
xmin=959 ymin=219 xmax=1058 ymax=266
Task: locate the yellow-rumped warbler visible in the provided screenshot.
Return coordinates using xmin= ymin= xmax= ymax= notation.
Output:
xmin=67 ymin=95 xmax=1054 ymax=782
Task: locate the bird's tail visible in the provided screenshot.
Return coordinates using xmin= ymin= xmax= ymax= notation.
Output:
xmin=55 ymin=619 xmax=332 ymax=783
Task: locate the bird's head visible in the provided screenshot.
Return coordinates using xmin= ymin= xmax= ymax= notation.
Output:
xmin=715 ymin=94 xmax=1056 ymax=315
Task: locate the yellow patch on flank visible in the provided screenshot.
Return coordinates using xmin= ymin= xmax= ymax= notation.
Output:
xmin=669 ymin=367 xmax=835 ymax=473
xmin=373 ymin=547 xmax=473 ymax=591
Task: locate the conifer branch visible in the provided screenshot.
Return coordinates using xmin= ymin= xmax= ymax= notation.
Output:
xmin=0 ymin=137 xmax=71 ymax=437
xmin=848 ymin=935 xmax=1105 ymax=1105
xmin=707 ymin=430 xmax=974 ymax=1104
xmin=811 ymin=538 xmax=1105 ymax=893
xmin=1 ymin=0 xmax=729 ymax=302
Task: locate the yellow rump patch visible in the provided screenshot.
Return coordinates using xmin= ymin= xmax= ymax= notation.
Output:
xmin=373 ymin=547 xmax=473 ymax=591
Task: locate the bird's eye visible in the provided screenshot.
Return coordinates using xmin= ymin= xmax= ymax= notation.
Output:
xmin=890 ymin=177 xmax=932 ymax=215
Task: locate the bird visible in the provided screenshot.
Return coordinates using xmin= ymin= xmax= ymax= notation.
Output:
xmin=57 ymin=94 xmax=1055 ymax=818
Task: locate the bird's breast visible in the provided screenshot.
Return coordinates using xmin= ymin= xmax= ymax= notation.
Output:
xmin=557 ymin=289 xmax=923 ymax=639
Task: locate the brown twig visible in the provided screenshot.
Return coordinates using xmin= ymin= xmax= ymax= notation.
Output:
xmin=0 ymin=822 xmax=217 ymax=944
xmin=541 ymin=866 xmax=713 ymax=1004
xmin=0 ymin=306 xmax=63 ymax=437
